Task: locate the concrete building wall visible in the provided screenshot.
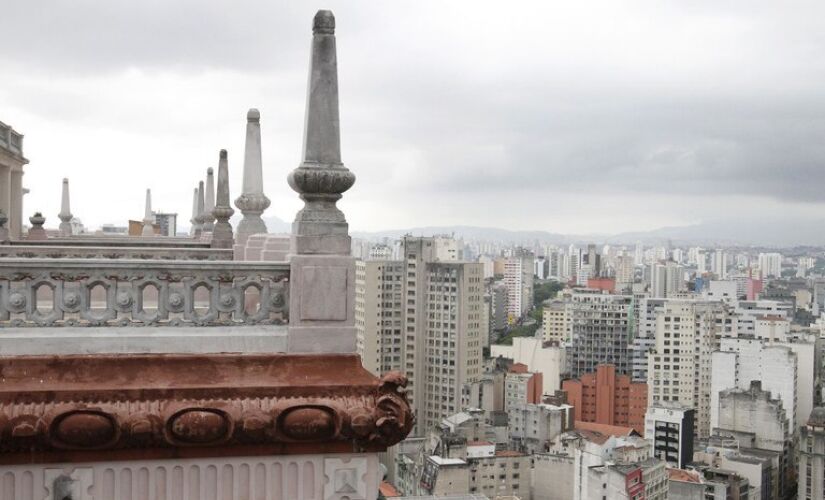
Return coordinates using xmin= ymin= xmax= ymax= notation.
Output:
xmin=533 ymin=453 xmax=575 ymax=500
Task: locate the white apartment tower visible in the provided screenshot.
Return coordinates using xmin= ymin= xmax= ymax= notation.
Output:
xmin=650 ymin=261 xmax=684 ymax=298
xmin=355 ymin=236 xmax=484 ymax=434
xmin=758 ymin=252 xmax=783 ymax=279
xmin=647 ymin=300 xmax=731 ymax=438
xmin=504 ymin=250 xmax=534 ymax=321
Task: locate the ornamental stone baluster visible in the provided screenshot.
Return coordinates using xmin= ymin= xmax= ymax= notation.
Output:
xmin=234 ymin=109 xmax=270 ymax=242
xmin=211 ymin=149 xmax=235 ymax=249
xmin=203 ymin=167 xmax=216 ymax=232
xmin=58 ymin=178 xmax=73 ymax=237
xmin=286 ymin=10 xmax=356 ymax=353
xmin=141 ymin=189 xmax=154 ymax=236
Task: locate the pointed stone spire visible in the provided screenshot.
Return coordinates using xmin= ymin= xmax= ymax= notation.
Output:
xmin=234 ymin=108 xmax=271 ymax=241
xmin=212 ymin=149 xmax=235 ymax=249
xmin=58 ymin=178 xmax=73 ymax=237
xmin=195 ymin=181 xmax=206 ymax=237
xmin=202 ymin=167 xmax=216 ymax=232
xmin=141 ymin=188 xmax=154 ymax=236
xmin=190 ymin=187 xmax=200 ymax=237
xmin=288 ymin=9 xmax=355 ymax=255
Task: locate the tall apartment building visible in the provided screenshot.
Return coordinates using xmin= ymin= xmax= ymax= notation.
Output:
xmin=355 ymin=236 xmax=484 ymax=434
xmin=630 ymin=297 xmax=665 ymax=382
xmin=615 ymin=255 xmax=635 ymax=292
xmin=711 ymin=338 xmax=800 ymax=432
xmin=567 ymin=292 xmax=634 ymax=378
xmin=758 ymin=252 xmax=783 ymax=279
xmin=562 ymin=364 xmax=647 ymax=435
xmin=355 ymin=259 xmax=404 ymax=375
xmin=504 ymin=249 xmax=534 ymax=321
xmin=800 ymin=407 xmax=825 ymax=500
xmin=650 ymin=261 xmax=685 ymax=298
xmin=647 ymin=300 xmax=731 ymax=438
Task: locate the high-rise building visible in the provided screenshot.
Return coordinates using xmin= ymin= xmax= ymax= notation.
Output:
xmin=710 ymin=338 xmax=800 ymax=432
xmin=647 ymin=300 xmax=731 ymax=438
xmin=504 ymin=249 xmax=534 ymax=320
xmin=711 ymin=249 xmax=727 ymax=279
xmin=355 ymin=236 xmax=484 ymax=434
xmin=567 ymin=292 xmax=634 ymax=378
xmin=758 ymin=252 xmax=783 ymax=279
xmin=355 ymin=259 xmax=404 ymax=376
xmin=562 ymin=364 xmax=647 ymax=435
xmin=615 ymin=255 xmax=635 ymax=292
xmin=645 ymin=404 xmax=695 ymax=468
xmin=650 ymin=261 xmax=684 ymax=298
xmin=800 ymin=407 xmax=825 ymax=500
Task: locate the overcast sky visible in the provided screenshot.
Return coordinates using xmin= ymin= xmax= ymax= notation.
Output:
xmin=2 ymin=1 xmax=825 ymax=236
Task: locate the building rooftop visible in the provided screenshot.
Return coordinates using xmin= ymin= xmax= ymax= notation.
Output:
xmin=668 ymin=468 xmax=703 ymax=483
xmin=575 ymin=420 xmax=639 ymax=438
xmin=428 ymin=456 xmax=467 ymax=466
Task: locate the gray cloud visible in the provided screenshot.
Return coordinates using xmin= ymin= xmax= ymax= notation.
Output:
xmin=2 ymin=1 xmax=825 ymax=236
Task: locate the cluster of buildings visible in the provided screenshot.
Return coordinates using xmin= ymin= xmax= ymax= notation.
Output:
xmin=351 ymin=235 xmax=825 ymax=499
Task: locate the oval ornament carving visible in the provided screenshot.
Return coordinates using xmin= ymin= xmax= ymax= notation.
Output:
xmin=53 ymin=411 xmax=117 ymax=448
xmin=169 ymin=409 xmax=229 ymax=444
xmin=279 ymin=406 xmax=336 ymax=441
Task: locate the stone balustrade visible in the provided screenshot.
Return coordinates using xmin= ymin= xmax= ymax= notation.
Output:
xmin=9 ymin=236 xmax=213 ymax=248
xmin=0 ymin=258 xmax=289 ymax=327
xmin=0 ymin=244 xmax=233 ymax=260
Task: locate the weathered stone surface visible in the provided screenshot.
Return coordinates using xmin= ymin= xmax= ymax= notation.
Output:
xmin=235 ymin=109 xmax=270 ymax=240
xmin=211 ymin=149 xmax=235 ymax=249
xmin=0 ymin=355 xmax=413 ymax=462
xmin=58 ymin=178 xmax=73 ymax=237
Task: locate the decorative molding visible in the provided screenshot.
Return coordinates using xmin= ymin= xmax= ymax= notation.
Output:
xmin=0 ymin=354 xmax=414 ymax=464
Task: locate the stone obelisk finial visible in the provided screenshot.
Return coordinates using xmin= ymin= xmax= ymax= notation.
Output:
xmin=288 ymin=10 xmax=355 ymax=255
xmin=190 ymin=187 xmax=201 ymax=237
xmin=141 ymin=188 xmax=154 ymax=236
xmin=212 ymin=149 xmax=235 ymax=248
xmin=203 ymin=167 xmax=216 ymax=232
xmin=234 ymin=108 xmax=270 ymax=241
xmin=195 ymin=181 xmax=206 ymax=236
xmin=286 ymin=10 xmax=357 ymax=354
xmin=58 ymin=178 xmax=73 ymax=237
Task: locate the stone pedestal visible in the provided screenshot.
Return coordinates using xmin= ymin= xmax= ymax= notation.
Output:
xmin=27 ymin=213 xmax=47 ymax=240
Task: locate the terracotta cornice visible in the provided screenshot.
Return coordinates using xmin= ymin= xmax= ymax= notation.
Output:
xmin=0 ymin=353 xmax=414 ymax=464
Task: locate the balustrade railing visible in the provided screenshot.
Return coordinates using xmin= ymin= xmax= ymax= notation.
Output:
xmin=0 ymin=244 xmax=233 ymax=260
xmin=0 ymin=258 xmax=289 ymax=327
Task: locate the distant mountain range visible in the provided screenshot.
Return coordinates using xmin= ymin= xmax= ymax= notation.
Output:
xmin=251 ymin=215 xmax=824 ymax=248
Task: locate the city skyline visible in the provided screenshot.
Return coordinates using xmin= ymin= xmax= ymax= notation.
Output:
xmin=3 ymin=1 xmax=825 ymax=236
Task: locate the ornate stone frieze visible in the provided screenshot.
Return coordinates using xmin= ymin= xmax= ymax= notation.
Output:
xmin=0 ymin=354 xmax=413 ymax=464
